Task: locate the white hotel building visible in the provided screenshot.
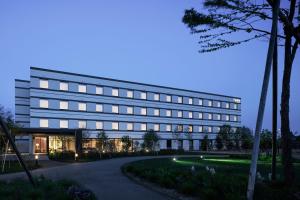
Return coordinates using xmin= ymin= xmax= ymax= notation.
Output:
xmin=15 ymin=67 xmax=241 ymax=154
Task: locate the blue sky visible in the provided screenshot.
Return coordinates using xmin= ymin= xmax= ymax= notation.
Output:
xmin=0 ymin=1 xmax=299 ymax=134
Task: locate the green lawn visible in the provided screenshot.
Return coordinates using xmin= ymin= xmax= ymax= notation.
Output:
xmin=124 ymin=156 xmax=300 ymax=200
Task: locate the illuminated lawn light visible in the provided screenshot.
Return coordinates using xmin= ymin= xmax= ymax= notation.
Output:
xmin=75 ymin=153 xmax=78 ymax=161
xmin=200 ymin=155 xmax=204 ymax=159
xmin=173 ymin=157 xmax=177 ymax=161
xmin=35 ymin=154 xmax=39 ymax=166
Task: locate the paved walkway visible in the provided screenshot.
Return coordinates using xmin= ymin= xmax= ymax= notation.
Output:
xmin=0 ymin=156 xmax=179 ymax=200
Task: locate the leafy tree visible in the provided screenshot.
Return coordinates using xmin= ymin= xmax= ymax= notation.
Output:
xmin=121 ymin=135 xmax=132 ymax=153
xmin=172 ymin=125 xmax=183 ymax=149
xmin=237 ymin=126 xmax=254 ymax=150
xmin=96 ymin=130 xmax=108 ymax=158
xmin=201 ymin=134 xmax=209 ymax=151
xmin=0 ymin=105 xmax=20 ymax=131
xmin=217 ymin=125 xmax=234 ymax=150
xmin=215 ymin=134 xmax=223 ymax=150
xmin=143 ymin=129 xmax=160 ymax=152
xmin=182 ymin=0 xmax=299 ymax=183
xmin=260 ymin=129 xmax=273 ymax=152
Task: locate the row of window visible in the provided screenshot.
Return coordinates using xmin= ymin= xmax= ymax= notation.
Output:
xmin=39 ymin=119 xmax=224 ymax=133
xmin=39 ymin=99 xmax=239 ymax=121
xmin=39 ymin=79 xmax=240 ymax=109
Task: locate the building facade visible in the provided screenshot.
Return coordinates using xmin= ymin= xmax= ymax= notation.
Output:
xmin=15 ymin=67 xmax=241 ymax=154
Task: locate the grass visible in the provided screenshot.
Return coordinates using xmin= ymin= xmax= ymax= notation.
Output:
xmin=0 ymin=176 xmax=96 ymax=200
xmin=0 ymin=160 xmax=40 ymax=174
xmin=124 ymin=156 xmax=300 ymax=200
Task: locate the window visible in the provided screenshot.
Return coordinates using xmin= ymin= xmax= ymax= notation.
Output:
xmin=96 ymin=104 xmax=103 ymax=112
xmin=188 ymin=125 xmax=193 ymax=133
xmin=39 ymin=79 xmax=48 ymax=89
xmin=188 ymin=112 xmax=193 ymax=118
xmin=216 ymin=101 xmax=221 ymax=107
xmin=177 ymin=125 xmax=183 ymax=132
xmin=141 ymin=123 xmax=147 ymax=131
xmin=199 ymin=112 xmax=203 ymax=119
xmin=112 ymin=105 xmax=119 ymax=113
xmin=127 ymin=90 xmax=133 ymax=98
xmin=78 ymin=121 xmax=86 ymax=129
xmin=208 ymin=113 xmax=212 ymax=120
xmin=127 ymin=123 xmax=133 ymax=131
xmin=208 ymin=100 xmax=212 ymax=107
xmin=198 ymin=126 xmax=203 ymax=132
xmin=177 ymin=111 xmax=182 ymax=118
xmin=140 ymin=92 xmax=147 ymax=99
xmin=127 ymin=106 xmax=133 ymax=114
xmin=112 ymin=122 xmax=119 ymax=130
xmin=199 ymin=99 xmax=203 ymax=106
xmin=166 ymin=95 xmax=171 ymax=102
xmin=154 ymin=124 xmax=160 ymax=131
xmin=60 ymin=120 xmax=68 ymax=128
xmin=178 ymin=96 xmax=183 ymax=104
xmin=78 ymin=103 xmax=87 ymax=111
xmin=225 ymin=102 xmax=230 ymax=109
xmin=60 ymin=82 xmax=68 ymax=91
xmin=233 ymin=116 xmax=238 ymax=121
xmin=207 ymin=126 xmax=212 ymax=133
xmin=233 ymin=103 xmax=238 ymax=109
xmin=166 ymin=110 xmax=171 ymax=117
xmin=216 ymin=114 xmax=221 ymax=120
xmin=141 ymin=108 xmax=147 ymax=115
xmin=96 ymin=121 xmax=103 ymax=130
xmin=60 ymin=101 xmax=68 ymax=110
xmin=39 ymin=119 xmax=48 ymax=128
xmin=225 ymin=115 xmax=230 ymax=121
xmin=166 ymin=124 xmax=171 ymax=132
xmin=39 ymin=99 xmax=48 ymax=108
xmin=96 ymin=86 xmax=103 ymax=95
xmin=154 ymin=109 xmax=160 ymax=116
xmin=188 ymin=98 xmax=193 ymax=105
xmin=154 ymin=93 xmax=160 ymax=101
xmin=216 ymin=127 xmax=221 ymax=132
xmin=112 ymin=88 xmax=119 ymax=96
xmin=78 ymin=84 xmax=87 ymax=93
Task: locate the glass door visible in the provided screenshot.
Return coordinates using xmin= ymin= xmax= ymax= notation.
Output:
xmin=34 ymin=136 xmax=47 ymax=153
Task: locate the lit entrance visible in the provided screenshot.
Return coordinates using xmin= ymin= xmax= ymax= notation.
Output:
xmin=34 ymin=136 xmax=47 ymax=153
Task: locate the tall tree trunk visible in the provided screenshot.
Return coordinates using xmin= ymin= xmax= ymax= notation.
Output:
xmin=281 ymin=32 xmax=294 ymax=184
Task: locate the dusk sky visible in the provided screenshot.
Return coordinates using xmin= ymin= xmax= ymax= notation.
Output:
xmin=0 ymin=1 xmax=299 ymax=134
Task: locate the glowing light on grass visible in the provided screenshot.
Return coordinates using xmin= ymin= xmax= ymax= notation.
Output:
xmin=200 ymin=155 xmax=203 ymax=159
xmin=173 ymin=157 xmax=177 ymax=161
xmin=203 ymin=158 xmax=250 ymax=164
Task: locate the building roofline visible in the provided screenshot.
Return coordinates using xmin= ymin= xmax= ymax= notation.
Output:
xmin=30 ymin=66 xmax=241 ymax=100
xmin=15 ymin=79 xmax=30 ymax=83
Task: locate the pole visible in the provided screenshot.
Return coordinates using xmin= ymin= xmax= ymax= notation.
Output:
xmin=246 ymin=0 xmax=280 ymax=199
xmin=0 ymin=118 xmax=35 ymax=186
xmin=271 ymin=35 xmax=278 ymax=181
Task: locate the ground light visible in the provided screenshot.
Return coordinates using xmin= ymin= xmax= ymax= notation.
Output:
xmin=173 ymin=157 xmax=177 ymax=161
xmin=200 ymin=155 xmax=204 ymax=159
xmin=34 ymin=154 xmax=39 ymax=167
xmin=75 ymin=153 xmax=78 ymax=161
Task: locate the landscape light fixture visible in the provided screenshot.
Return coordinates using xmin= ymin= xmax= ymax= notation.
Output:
xmin=173 ymin=157 xmax=177 ymax=161
xmin=75 ymin=153 xmax=78 ymax=161
xmin=34 ymin=154 xmax=39 ymax=167
xmin=200 ymin=155 xmax=204 ymax=159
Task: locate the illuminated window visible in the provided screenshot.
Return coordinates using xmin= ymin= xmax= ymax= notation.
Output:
xmin=127 ymin=123 xmax=133 ymax=130
xmin=141 ymin=108 xmax=147 ymax=115
xmin=112 ymin=105 xmax=119 ymax=113
xmin=60 ymin=101 xmax=68 ymax=110
xmin=78 ymin=121 xmax=86 ymax=129
xmin=112 ymin=122 xmax=119 ymax=130
xmin=199 ymin=113 xmax=203 ymax=119
xmin=225 ymin=115 xmax=230 ymax=121
xmin=140 ymin=92 xmax=147 ymax=99
xmin=188 ymin=125 xmax=193 ymax=133
xmin=96 ymin=86 xmax=103 ymax=95
xmin=166 ymin=95 xmax=171 ymax=102
xmin=216 ymin=101 xmax=221 ymax=107
xmin=208 ymin=113 xmax=212 ymax=120
xmin=188 ymin=98 xmax=193 ymax=105
xmin=154 ymin=109 xmax=160 ymax=116
xmin=178 ymin=96 xmax=183 ymax=103
xmin=188 ymin=112 xmax=193 ymax=118
xmin=225 ymin=103 xmax=230 ymax=109
xmin=60 ymin=82 xmax=68 ymax=91
xmin=154 ymin=94 xmax=160 ymax=101
xmin=60 ymin=120 xmax=68 ymax=128
xmin=216 ymin=114 xmax=221 ymax=120
xmin=39 ymin=99 xmax=48 ymax=108
xmin=112 ymin=88 xmax=119 ymax=96
xmin=78 ymin=103 xmax=86 ymax=111
xmin=198 ymin=126 xmax=203 ymax=132
xmin=96 ymin=121 xmax=103 ymax=130
xmin=154 ymin=124 xmax=160 ymax=131
xmin=177 ymin=125 xmax=183 ymax=132
xmin=177 ymin=111 xmax=182 ymax=118
xmin=39 ymin=79 xmax=48 ymax=89
xmin=141 ymin=123 xmax=147 ymax=131
xmin=166 ymin=110 xmax=171 ymax=117
xmin=207 ymin=126 xmax=212 ymax=133
xmin=216 ymin=127 xmax=221 ymax=132
xmin=96 ymin=104 xmax=103 ymax=112
xmin=233 ymin=103 xmax=238 ymax=109
xmin=127 ymin=90 xmax=133 ymax=98
xmin=208 ymin=100 xmax=212 ymax=107
xmin=39 ymin=119 xmax=48 ymax=128
xmin=199 ymin=99 xmax=203 ymax=106
xmin=78 ymin=85 xmax=86 ymax=93
xmin=166 ymin=124 xmax=171 ymax=132
xmin=233 ymin=116 xmax=238 ymax=121
xmin=127 ymin=106 xmax=133 ymax=114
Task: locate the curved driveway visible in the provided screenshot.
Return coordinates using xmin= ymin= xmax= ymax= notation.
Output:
xmin=0 ymin=156 xmax=178 ymax=200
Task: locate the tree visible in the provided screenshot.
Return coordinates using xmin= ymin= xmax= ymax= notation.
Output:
xmin=260 ymin=129 xmax=273 ymax=153
xmin=96 ymin=130 xmax=108 ymax=158
xmin=201 ymin=134 xmax=209 ymax=151
xmin=182 ymin=0 xmax=299 ymax=184
xmin=237 ymin=126 xmax=254 ymax=150
xmin=215 ymin=134 xmax=223 ymax=150
xmin=0 ymin=105 xmax=20 ymax=131
xmin=121 ymin=135 xmax=132 ymax=153
xmin=172 ymin=125 xmax=183 ymax=149
xmin=143 ymin=129 xmax=160 ymax=152
xmin=217 ymin=125 xmax=233 ymax=150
